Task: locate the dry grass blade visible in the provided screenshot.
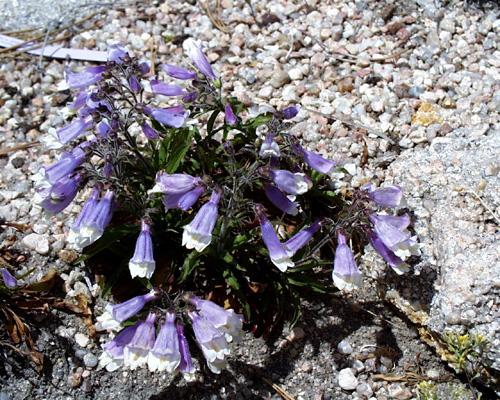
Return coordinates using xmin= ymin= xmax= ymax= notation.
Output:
xmin=262 ymin=377 xmax=295 ymax=400
xmin=0 ymin=141 xmax=39 ymax=157
xmin=201 ymin=0 xmax=229 ymax=33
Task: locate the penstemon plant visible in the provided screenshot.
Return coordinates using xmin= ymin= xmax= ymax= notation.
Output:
xmin=32 ymin=40 xmax=420 ymax=378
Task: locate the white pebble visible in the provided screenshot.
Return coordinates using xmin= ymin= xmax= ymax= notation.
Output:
xmin=338 ymin=368 xmax=359 ymax=391
xmin=22 ymin=233 xmax=50 ymax=255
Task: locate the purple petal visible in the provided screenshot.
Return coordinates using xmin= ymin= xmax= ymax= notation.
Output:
xmin=66 ymin=66 xmax=106 ymax=89
xmin=332 ymin=233 xmax=362 ymax=290
xmin=56 ymin=116 xmax=93 ymax=144
xmin=184 ymin=39 xmax=216 ymax=81
xmin=141 ymin=122 xmax=159 ymax=140
xmin=107 ymin=44 xmax=128 ymax=63
xmin=264 ymin=184 xmax=298 ymax=215
xmin=1 ymin=268 xmax=17 ymax=288
xmin=282 ymin=105 xmax=300 ymax=119
xmin=151 ymin=80 xmax=187 ymax=96
xmin=257 ymin=207 xmax=294 ymax=271
xmin=284 ymin=220 xmax=321 ymax=256
xmin=163 ymin=186 xmax=205 ymax=211
xmin=145 ymin=106 xmax=188 ymax=128
xmin=162 ymin=64 xmax=197 ymax=80
xmin=224 ymin=103 xmax=237 ymax=126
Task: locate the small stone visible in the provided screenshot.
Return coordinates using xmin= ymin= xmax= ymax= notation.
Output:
xmin=411 ymin=103 xmax=443 ymax=127
xmin=380 ymin=4 xmax=396 ymax=21
xmin=440 ymin=18 xmax=455 ymax=33
xmin=387 ymin=383 xmax=412 ymax=400
xmin=68 ymin=368 xmax=83 ymax=388
xmin=356 ymin=383 xmax=373 ymax=398
xmin=337 ymin=76 xmax=354 ymax=93
xmin=75 ymin=333 xmax=89 ymax=348
xmin=22 ymin=233 xmax=49 ymax=255
xmin=83 ymin=353 xmax=98 ymax=368
xmin=58 ymin=249 xmax=78 ymax=263
xmin=338 ymin=368 xmax=358 ymax=391
xmin=258 ymin=86 xmax=273 ymax=99
xmin=287 ymin=327 xmax=305 ymax=342
xmin=11 ymin=157 xmax=25 ymax=168
xmin=337 ymin=339 xmax=353 ymax=354
xmin=426 ymin=368 xmax=440 ymax=379
xmin=351 ymin=359 xmax=365 ymax=372
xmin=270 ymin=69 xmax=291 ymax=89
xmin=288 ymin=67 xmax=303 ymax=81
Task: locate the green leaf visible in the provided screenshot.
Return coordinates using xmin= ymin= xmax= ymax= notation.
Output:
xmin=207 ymin=109 xmax=220 ymax=137
xmin=179 ymin=251 xmax=200 ymax=282
xmin=286 ymin=276 xmax=328 ymax=293
xmin=165 ymin=127 xmax=194 ymax=173
xmin=244 ymin=113 xmax=272 ymax=130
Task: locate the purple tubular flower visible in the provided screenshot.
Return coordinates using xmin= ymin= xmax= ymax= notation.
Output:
xmin=141 ymin=121 xmax=159 ymax=140
xmin=182 ymin=91 xmax=198 ymax=103
xmin=129 ymin=220 xmax=156 ymax=279
xmin=129 ymin=75 xmax=142 ymax=93
xmin=189 ymin=296 xmax=244 ymax=343
xmin=184 ymin=39 xmax=217 ymax=81
xmin=99 ymin=323 xmax=139 ymax=371
xmin=150 ymin=80 xmax=186 ymax=96
xmin=270 ymin=169 xmax=312 ymax=195
xmin=189 ymin=311 xmax=230 ymax=374
xmin=150 ymin=172 xmax=203 ymax=195
xmin=293 ymin=144 xmax=336 ymax=175
xmin=163 ymin=186 xmax=205 ymax=211
xmin=1 ymin=268 xmax=17 ymax=289
xmin=103 ymin=161 xmax=113 ymax=178
xmin=144 ymin=105 xmax=188 ymax=128
xmin=257 ymin=207 xmax=294 ymax=272
xmin=224 ymin=103 xmax=237 ymax=126
xmin=97 ymin=120 xmax=111 ymax=138
xmin=182 ymin=191 xmax=221 ymax=252
xmin=147 ymin=312 xmax=181 ymax=373
xmin=67 ymin=187 xmax=99 ymax=246
xmin=68 ymin=91 xmax=88 ymax=111
xmin=107 ymin=44 xmax=128 ymax=63
xmin=95 ymin=289 xmax=157 ymax=331
xmin=369 ymin=214 xmax=419 ymax=260
xmin=40 ymin=146 xmax=86 ymax=184
xmin=282 ymin=105 xmax=300 ymax=119
xmin=362 ymin=184 xmax=404 ymax=208
xmin=69 ymin=190 xmax=114 ymax=249
xmin=40 ymin=174 xmax=81 ymax=214
xmin=124 ymin=313 xmax=157 ymax=370
xmin=66 ymin=65 xmax=106 ymax=89
xmin=176 ymin=322 xmax=196 ymax=381
xmin=264 ymin=184 xmax=298 ymax=216
xmin=332 ymin=233 xmax=362 ymax=291
xmin=369 ymin=232 xmax=409 ymax=275
xmin=56 ymin=115 xmax=93 ymax=144
xmin=162 ymin=64 xmax=197 ymax=80
xmin=259 ymin=134 xmax=280 ymax=159
xmin=284 ymin=220 xmax=322 ymax=257
xmin=138 ymin=62 xmax=150 ymax=75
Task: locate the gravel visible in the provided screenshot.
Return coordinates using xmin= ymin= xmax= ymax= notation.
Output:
xmin=0 ymin=0 xmax=498 ymax=398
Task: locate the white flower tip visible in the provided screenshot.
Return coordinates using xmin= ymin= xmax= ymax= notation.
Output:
xmin=391 ymin=263 xmax=410 ymax=275
xmin=271 ymin=257 xmax=294 ymax=272
xmin=129 ymin=261 xmax=155 ymax=279
xmin=332 ymin=272 xmax=362 ymax=292
xmin=182 ymin=229 xmax=211 ymax=252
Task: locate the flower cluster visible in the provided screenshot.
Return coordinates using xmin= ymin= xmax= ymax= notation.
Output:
xmin=96 ymin=292 xmax=243 ymax=378
xmin=33 ymin=38 xmax=420 ymax=371
xmin=331 ymin=183 xmax=419 ymax=291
